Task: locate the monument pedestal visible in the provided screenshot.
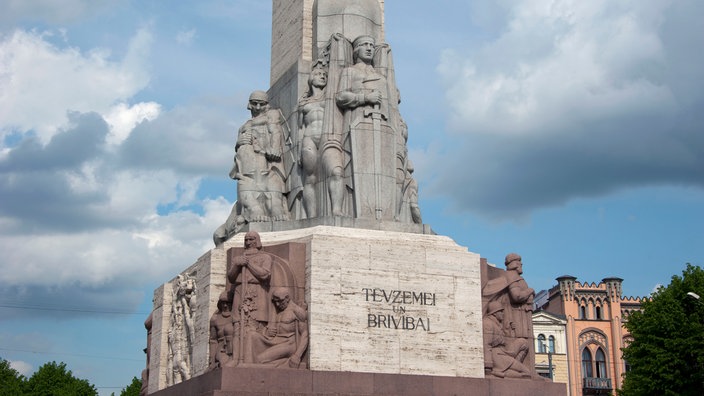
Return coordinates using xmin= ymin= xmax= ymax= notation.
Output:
xmin=150 ymin=366 xmax=566 ymax=396
xmin=149 ymin=226 xmax=485 ymax=391
xmin=148 ymin=226 xmax=566 ymax=395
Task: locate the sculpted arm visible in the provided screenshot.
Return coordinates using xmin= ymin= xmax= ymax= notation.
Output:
xmin=507 ymin=282 xmax=535 ymax=306
xmin=490 ymin=327 xmax=504 ymax=348
xmin=245 ymin=255 xmax=272 ymax=283
xmin=335 ymin=68 xmax=378 ymax=109
xmin=265 ymin=110 xmax=284 ymax=161
xmin=290 ymin=305 xmax=309 ymax=367
xmin=235 ymin=124 xmax=251 ymax=151
xmin=298 ymin=102 xmax=305 ymax=130
xmin=208 ymin=317 xmax=218 ymax=365
xmin=227 ymin=260 xmax=244 ymax=284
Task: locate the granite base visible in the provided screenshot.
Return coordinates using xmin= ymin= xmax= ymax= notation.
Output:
xmin=151 ymin=367 xmax=567 ymax=396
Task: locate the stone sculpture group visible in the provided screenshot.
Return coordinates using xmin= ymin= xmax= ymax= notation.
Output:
xmin=214 ymin=33 xmax=422 ymax=243
xmin=482 ymin=253 xmax=539 ymax=379
xmin=141 ymin=1 xmax=559 ymax=393
xmin=208 ymin=231 xmax=308 ymax=370
xmin=166 ymin=273 xmax=197 ymax=385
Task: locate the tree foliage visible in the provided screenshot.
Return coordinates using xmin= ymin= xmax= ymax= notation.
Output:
xmin=23 ymin=361 xmax=97 ymax=396
xmin=0 ymin=358 xmax=25 ymax=396
xmin=119 ymin=376 xmax=142 ymax=396
xmin=621 ymin=264 xmax=704 ymax=396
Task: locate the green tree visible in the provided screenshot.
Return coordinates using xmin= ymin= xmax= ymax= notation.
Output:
xmin=119 ymin=376 xmax=142 ymax=396
xmin=621 ymin=264 xmax=704 ymax=396
xmin=0 ymin=357 xmax=25 ymax=396
xmin=24 ymin=361 xmax=97 ymax=396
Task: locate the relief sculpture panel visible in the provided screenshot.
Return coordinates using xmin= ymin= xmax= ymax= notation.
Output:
xmin=481 ymin=253 xmax=541 ymax=379
xmin=208 ymin=231 xmax=308 ymax=370
xmin=166 ymin=273 xmax=197 ymax=385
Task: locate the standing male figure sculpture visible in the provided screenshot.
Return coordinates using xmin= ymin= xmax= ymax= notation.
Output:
xmin=297 ymin=63 xmax=345 ymax=218
xmin=503 ymin=253 xmax=535 ymax=350
xmin=336 ymin=35 xmax=387 ymax=118
xmin=335 ymin=34 xmax=398 ymax=221
xmin=227 ymin=231 xmax=273 ymax=363
xmin=229 ymin=91 xmax=288 ymax=222
xmin=481 ymin=252 xmax=538 ymax=378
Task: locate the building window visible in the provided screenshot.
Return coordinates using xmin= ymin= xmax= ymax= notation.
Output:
xmin=595 ymin=348 xmax=608 ymax=378
xmin=548 ymin=335 xmax=555 ymax=353
xmin=580 ymin=305 xmax=588 ymax=319
xmin=537 ymin=334 xmax=546 ymax=353
xmin=595 ymin=305 xmax=602 ymax=319
xmin=582 ymin=348 xmax=593 ymax=378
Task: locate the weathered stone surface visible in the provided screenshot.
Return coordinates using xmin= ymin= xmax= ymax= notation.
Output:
xmin=150 ymin=226 xmax=485 ymax=393
xmin=481 ymin=254 xmax=540 ymax=379
xmin=248 ymin=226 xmax=483 ymax=377
xmin=148 ymin=248 xmax=228 ymax=394
xmin=313 ymin=0 xmax=385 ymax=57
xmin=217 ymin=1 xmax=420 ymax=241
xmin=150 ymin=366 xmax=567 ymax=396
xmin=271 ymin=0 xmax=314 ymax=85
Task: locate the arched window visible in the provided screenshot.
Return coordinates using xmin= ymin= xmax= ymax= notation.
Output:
xmin=582 ymin=348 xmax=593 ymax=378
xmin=595 ymin=348 xmax=608 ymax=378
xmin=548 ymin=335 xmax=556 ymax=353
xmin=595 ymin=305 xmax=602 ymax=319
xmin=537 ymin=334 xmax=546 ymax=353
xmin=580 ymin=305 xmax=587 ymax=319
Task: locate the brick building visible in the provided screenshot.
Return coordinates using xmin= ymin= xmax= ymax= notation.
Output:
xmin=537 ymin=276 xmax=643 ymax=395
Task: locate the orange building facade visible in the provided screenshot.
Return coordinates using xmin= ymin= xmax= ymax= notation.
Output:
xmin=537 ymin=276 xmax=643 ymax=396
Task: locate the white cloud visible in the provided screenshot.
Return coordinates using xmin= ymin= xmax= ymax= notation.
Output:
xmin=104 ymin=102 xmax=162 ymax=146
xmin=10 ymin=360 xmax=33 ymax=377
xmin=0 ymin=27 xmax=153 ymax=144
xmin=176 ymin=29 xmax=197 ymax=46
xmin=439 ymin=0 xmax=677 ymax=136
xmin=429 ymin=0 xmax=704 ymax=217
xmin=651 ymin=283 xmax=663 ymax=295
xmin=0 ymin=194 xmax=231 ymax=287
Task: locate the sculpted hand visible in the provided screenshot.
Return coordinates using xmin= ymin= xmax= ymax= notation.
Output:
xmin=238 ymin=131 xmax=252 ymax=146
xmin=365 ymin=91 xmax=382 ymax=105
xmin=288 ymin=355 xmax=301 ymax=368
xmin=266 ymin=150 xmax=282 ymax=161
xmin=233 ymin=256 xmax=248 ymax=267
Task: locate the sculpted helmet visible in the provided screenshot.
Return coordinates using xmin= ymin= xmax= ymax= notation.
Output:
xmin=486 ymin=300 xmax=504 ymax=316
xmin=218 ymin=291 xmax=229 ymax=302
xmin=217 ymin=291 xmax=231 ymax=311
xmin=247 ymin=90 xmax=269 ymax=110
xmin=505 ymin=253 xmax=521 ymax=268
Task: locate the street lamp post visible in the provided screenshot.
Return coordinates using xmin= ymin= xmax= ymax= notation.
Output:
xmin=542 ymin=342 xmax=554 ymax=380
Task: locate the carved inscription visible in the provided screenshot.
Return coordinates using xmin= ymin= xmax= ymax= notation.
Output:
xmin=362 ymin=288 xmax=435 ymax=332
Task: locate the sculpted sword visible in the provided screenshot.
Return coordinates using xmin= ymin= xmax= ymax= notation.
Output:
xmin=364 ymin=102 xmax=383 ymax=220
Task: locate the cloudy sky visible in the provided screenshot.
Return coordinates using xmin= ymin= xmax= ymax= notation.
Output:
xmin=1 ymin=0 xmax=702 ymax=393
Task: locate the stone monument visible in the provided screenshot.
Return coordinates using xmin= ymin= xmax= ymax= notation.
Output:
xmin=481 ymin=254 xmax=540 ymax=379
xmin=145 ymin=2 xmax=565 ymax=395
